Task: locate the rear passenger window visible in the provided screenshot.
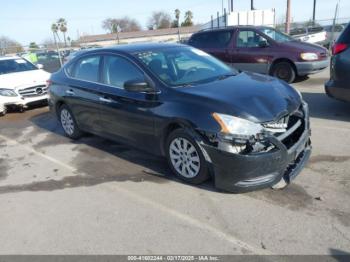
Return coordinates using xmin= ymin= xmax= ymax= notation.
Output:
xmin=190 ymin=31 xmax=233 ymax=48
xmin=103 ymin=55 xmax=144 ymax=89
xmin=72 ymin=56 xmax=100 ymax=82
xmin=237 ymin=30 xmax=267 ymax=48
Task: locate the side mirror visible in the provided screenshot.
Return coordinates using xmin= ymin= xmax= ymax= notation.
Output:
xmin=37 ymin=64 xmax=44 ymax=69
xmin=259 ymin=40 xmax=269 ymax=48
xmin=124 ymin=79 xmax=154 ymax=93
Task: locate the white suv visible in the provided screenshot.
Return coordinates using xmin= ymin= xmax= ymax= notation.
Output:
xmin=0 ymin=56 xmax=51 ymax=116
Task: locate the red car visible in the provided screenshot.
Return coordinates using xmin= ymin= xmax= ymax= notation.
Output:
xmin=188 ymin=26 xmax=329 ymax=83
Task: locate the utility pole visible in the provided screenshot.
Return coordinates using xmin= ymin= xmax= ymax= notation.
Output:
xmin=53 ymin=32 xmax=62 ymax=67
xmin=285 ymin=0 xmax=291 ymax=34
xmin=175 ymin=9 xmax=181 ymax=42
xmin=251 ymin=0 xmax=255 ymax=10
xmin=330 ymin=1 xmax=339 ymax=50
xmin=312 ymin=0 xmax=317 ymax=25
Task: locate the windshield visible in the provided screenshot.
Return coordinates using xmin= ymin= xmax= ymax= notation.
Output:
xmin=261 ymin=28 xmax=294 ymax=43
xmin=134 ymin=47 xmax=237 ymax=87
xmin=0 ymin=58 xmax=37 ymax=75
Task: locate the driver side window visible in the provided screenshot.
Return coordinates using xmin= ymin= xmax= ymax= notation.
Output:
xmin=103 ymin=55 xmax=144 ymax=89
xmin=237 ymin=30 xmax=267 ymax=48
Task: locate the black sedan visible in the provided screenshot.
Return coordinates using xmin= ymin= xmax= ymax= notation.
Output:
xmin=325 ymin=22 xmax=350 ymax=102
xmin=48 ymin=43 xmax=311 ymax=193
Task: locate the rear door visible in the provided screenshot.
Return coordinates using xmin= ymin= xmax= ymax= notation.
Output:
xmin=332 ymin=23 xmax=350 ymax=86
xmin=98 ymin=54 xmax=158 ymax=151
xmin=231 ymin=29 xmax=272 ymax=74
xmin=64 ymin=54 xmax=103 ymax=133
xmin=189 ymin=30 xmax=234 ymax=66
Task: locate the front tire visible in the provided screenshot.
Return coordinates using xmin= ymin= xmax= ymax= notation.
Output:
xmin=58 ymin=104 xmax=83 ymax=139
xmin=271 ymin=62 xmax=296 ymax=83
xmin=166 ymin=128 xmax=209 ymax=184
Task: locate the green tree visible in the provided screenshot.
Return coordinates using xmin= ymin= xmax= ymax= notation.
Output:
xmin=0 ymin=36 xmax=23 ymax=55
xmin=102 ymin=17 xmax=141 ymax=33
xmin=171 ymin=9 xmax=181 ymax=28
xmin=29 ymin=42 xmax=39 ymax=49
xmin=147 ymin=11 xmax=172 ymax=30
xmin=181 ymin=11 xmax=193 ymax=27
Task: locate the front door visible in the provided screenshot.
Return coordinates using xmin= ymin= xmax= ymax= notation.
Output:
xmin=98 ymin=54 xmax=159 ymax=151
xmin=232 ymin=29 xmax=272 ymax=74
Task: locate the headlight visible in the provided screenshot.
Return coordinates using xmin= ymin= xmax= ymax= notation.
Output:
xmin=212 ymin=113 xmax=263 ymax=139
xmin=0 ymin=89 xmax=17 ymax=97
xmin=300 ymin=53 xmax=318 ymax=61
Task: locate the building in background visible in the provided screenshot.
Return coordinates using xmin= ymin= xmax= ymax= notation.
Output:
xmin=201 ymin=9 xmax=276 ymax=30
xmin=78 ymin=25 xmax=200 ymax=47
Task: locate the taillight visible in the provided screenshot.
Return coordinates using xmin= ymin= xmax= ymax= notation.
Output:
xmin=332 ymin=43 xmax=348 ymax=55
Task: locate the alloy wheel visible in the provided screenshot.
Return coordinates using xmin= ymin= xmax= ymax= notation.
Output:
xmin=60 ymin=108 xmax=75 ymax=136
xmin=169 ymin=137 xmax=201 ymax=178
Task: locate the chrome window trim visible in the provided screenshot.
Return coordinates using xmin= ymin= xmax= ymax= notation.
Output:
xmin=63 ymin=51 xmax=161 ymax=94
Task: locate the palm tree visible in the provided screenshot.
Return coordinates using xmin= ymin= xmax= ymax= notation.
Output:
xmin=51 ymin=23 xmax=62 ymax=66
xmin=57 ymin=18 xmax=68 ymax=47
xmin=175 ymin=9 xmax=180 ymax=25
xmin=51 ymin=23 xmax=62 ymax=44
xmin=51 ymin=23 xmax=59 ymax=46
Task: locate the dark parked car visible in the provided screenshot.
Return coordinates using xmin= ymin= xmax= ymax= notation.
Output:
xmin=323 ymin=24 xmax=346 ymax=48
xmin=325 ymin=23 xmax=350 ymax=102
xmin=48 ymin=43 xmax=311 ymax=193
xmin=188 ymin=26 xmax=329 ymax=83
xmin=36 ymin=51 xmax=61 ymax=73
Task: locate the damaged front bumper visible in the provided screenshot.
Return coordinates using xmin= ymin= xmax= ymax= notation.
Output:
xmin=201 ymin=103 xmax=312 ymax=193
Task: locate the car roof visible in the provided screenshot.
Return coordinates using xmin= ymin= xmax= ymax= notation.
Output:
xmin=77 ymin=43 xmax=187 ymax=56
xmin=194 ymin=25 xmax=275 ymax=34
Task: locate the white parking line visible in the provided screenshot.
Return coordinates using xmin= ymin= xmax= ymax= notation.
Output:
xmin=0 ymin=132 xmax=272 ymax=255
xmin=107 ymin=184 xmax=273 ymax=255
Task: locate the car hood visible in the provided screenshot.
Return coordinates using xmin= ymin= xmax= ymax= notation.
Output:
xmin=282 ymin=40 xmax=327 ymax=53
xmin=0 ymin=70 xmax=51 ymax=90
xmin=178 ymin=72 xmax=302 ymax=123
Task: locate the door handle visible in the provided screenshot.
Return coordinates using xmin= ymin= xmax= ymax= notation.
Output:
xmin=66 ymin=89 xmax=75 ymax=95
xmin=99 ymin=97 xmax=113 ymax=103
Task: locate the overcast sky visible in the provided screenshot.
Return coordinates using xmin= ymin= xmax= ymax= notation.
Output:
xmin=0 ymin=0 xmax=348 ymax=45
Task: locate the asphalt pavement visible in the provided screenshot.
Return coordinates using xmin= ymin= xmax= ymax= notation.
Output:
xmin=0 ymin=70 xmax=349 ymax=255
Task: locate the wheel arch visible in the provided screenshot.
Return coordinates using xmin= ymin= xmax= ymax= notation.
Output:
xmin=269 ymin=58 xmax=297 ymax=76
xmin=160 ymin=120 xmax=202 ymax=156
xmin=55 ymin=100 xmax=66 ymax=118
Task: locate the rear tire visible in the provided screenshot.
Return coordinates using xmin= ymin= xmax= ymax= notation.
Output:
xmin=271 ymin=62 xmax=296 ymax=83
xmin=58 ymin=104 xmax=83 ymax=139
xmin=166 ymin=128 xmax=209 ymax=184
